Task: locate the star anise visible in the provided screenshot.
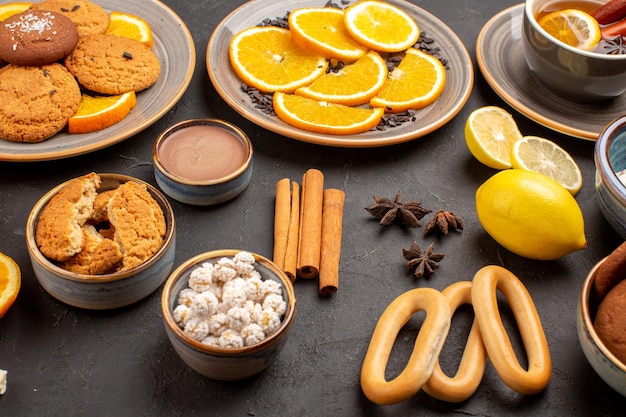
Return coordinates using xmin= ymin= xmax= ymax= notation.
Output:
xmin=598 ymin=36 xmax=626 ymax=55
xmin=365 ymin=193 xmax=431 ymax=227
xmin=424 ymin=210 xmax=464 ymax=236
xmin=402 ymin=241 xmax=445 ymax=279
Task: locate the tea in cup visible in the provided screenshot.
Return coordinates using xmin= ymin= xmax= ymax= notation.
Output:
xmin=522 ymin=0 xmax=626 ymax=102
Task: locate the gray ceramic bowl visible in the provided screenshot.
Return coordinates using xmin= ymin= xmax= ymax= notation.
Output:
xmin=595 ymin=115 xmax=626 ymax=239
xmin=161 ymin=249 xmax=296 ymax=380
xmin=522 ymin=0 xmax=626 ymax=102
xmin=577 ymin=258 xmax=626 ymax=397
xmin=25 ymin=173 xmax=176 ymax=310
xmin=153 ymin=119 xmax=253 ymax=206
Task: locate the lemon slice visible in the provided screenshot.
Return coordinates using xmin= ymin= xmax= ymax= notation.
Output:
xmin=464 ymin=106 xmax=523 ymax=169
xmin=538 ymin=9 xmax=601 ymax=51
xmin=511 ymin=135 xmax=583 ymax=196
xmin=0 ymin=252 xmax=20 ymax=319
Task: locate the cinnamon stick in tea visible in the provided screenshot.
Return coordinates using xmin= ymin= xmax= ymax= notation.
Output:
xmin=319 ymin=188 xmax=345 ymax=295
xmin=284 ymin=181 xmax=300 ymax=281
xmin=297 ymin=168 xmax=324 ymax=278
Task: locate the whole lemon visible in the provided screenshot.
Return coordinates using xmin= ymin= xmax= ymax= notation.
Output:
xmin=476 ymin=169 xmax=586 ymax=260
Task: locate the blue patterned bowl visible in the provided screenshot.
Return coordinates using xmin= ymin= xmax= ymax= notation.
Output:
xmin=153 ymin=119 xmax=253 ymax=206
xmin=577 ymin=258 xmax=626 ymax=397
xmin=161 ymin=250 xmax=296 ymax=381
xmin=595 ymin=115 xmax=626 ymax=239
xmin=26 ymin=173 xmax=176 ymax=310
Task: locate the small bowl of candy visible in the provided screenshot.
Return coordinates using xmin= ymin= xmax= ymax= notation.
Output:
xmin=161 ymin=250 xmax=296 ymax=380
xmin=595 ymin=114 xmax=626 ymax=239
xmin=153 ymin=119 xmax=253 ymax=206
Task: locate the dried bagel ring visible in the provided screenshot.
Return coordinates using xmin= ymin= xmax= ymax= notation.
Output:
xmin=360 ymin=287 xmax=451 ymax=405
xmin=471 ymin=265 xmax=552 ymax=394
xmin=423 ymin=281 xmax=487 ymax=402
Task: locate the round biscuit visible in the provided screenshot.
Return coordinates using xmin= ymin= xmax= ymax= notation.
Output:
xmin=64 ymin=33 xmax=161 ymax=95
xmin=0 ymin=63 xmax=81 ymax=143
xmin=30 ymin=0 xmax=110 ymax=37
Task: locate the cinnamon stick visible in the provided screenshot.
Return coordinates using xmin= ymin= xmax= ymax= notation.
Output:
xmin=273 ymin=178 xmax=291 ymax=270
xmin=297 ymin=168 xmax=324 ymax=278
xmin=319 ymin=188 xmax=345 ymax=295
xmin=284 ymin=181 xmax=300 ymax=281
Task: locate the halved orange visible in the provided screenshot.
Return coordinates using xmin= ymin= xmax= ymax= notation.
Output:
xmin=538 ymin=9 xmax=601 ymax=51
xmin=288 ymin=7 xmax=368 ymax=61
xmin=0 ymin=252 xmax=20 ymax=319
xmin=344 ymin=0 xmax=420 ymax=52
xmin=106 ymin=11 xmax=153 ymax=48
xmin=273 ymin=92 xmax=384 ymax=135
xmin=295 ymin=51 xmax=387 ymax=106
xmin=68 ymin=91 xmax=137 ymax=134
xmin=0 ymin=2 xmax=31 ymax=22
xmin=229 ymin=26 xmax=328 ymax=93
xmin=370 ymin=48 xmax=446 ymax=113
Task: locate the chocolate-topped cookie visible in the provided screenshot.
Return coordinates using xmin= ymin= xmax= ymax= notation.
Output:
xmin=0 ymin=10 xmax=79 ymax=66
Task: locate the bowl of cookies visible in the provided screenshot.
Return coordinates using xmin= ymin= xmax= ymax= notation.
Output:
xmin=25 ymin=172 xmax=176 ymax=310
xmin=161 ymin=250 xmax=296 ymax=380
xmin=577 ymin=242 xmax=626 ymax=397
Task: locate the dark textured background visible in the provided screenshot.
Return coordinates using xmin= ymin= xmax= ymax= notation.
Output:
xmin=1 ymin=0 xmax=625 ymax=415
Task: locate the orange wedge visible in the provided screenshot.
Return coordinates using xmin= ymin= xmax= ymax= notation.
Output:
xmin=106 ymin=11 xmax=153 ymax=48
xmin=295 ymin=51 xmax=387 ymax=106
xmin=229 ymin=26 xmax=328 ymax=93
xmin=288 ymin=7 xmax=368 ymax=61
xmin=370 ymin=48 xmax=446 ymax=113
xmin=0 ymin=2 xmax=31 ymax=22
xmin=273 ymin=92 xmax=384 ymax=135
xmin=68 ymin=91 xmax=137 ymax=134
xmin=0 ymin=252 xmax=20 ymax=319
xmin=344 ymin=0 xmax=420 ymax=52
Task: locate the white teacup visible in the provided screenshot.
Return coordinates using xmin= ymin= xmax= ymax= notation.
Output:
xmin=522 ymin=0 xmax=626 ymax=102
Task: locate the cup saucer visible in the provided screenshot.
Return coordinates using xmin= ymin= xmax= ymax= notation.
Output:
xmin=476 ymin=3 xmax=626 ymax=141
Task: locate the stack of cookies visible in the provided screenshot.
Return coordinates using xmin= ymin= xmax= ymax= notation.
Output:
xmin=0 ymin=0 xmax=161 ymax=143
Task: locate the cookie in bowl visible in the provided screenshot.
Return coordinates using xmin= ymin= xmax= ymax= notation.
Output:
xmin=26 ymin=173 xmax=176 ymax=310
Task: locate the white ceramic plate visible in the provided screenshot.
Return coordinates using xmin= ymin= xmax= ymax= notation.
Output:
xmin=0 ymin=0 xmax=196 ymax=161
xmin=476 ymin=3 xmax=626 ymax=141
xmin=206 ymin=0 xmax=473 ymax=148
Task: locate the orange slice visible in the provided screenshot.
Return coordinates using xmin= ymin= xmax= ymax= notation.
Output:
xmin=370 ymin=48 xmax=446 ymax=113
xmin=106 ymin=11 xmax=153 ymax=48
xmin=229 ymin=26 xmax=328 ymax=93
xmin=538 ymin=9 xmax=601 ymax=51
xmin=68 ymin=91 xmax=137 ymax=134
xmin=0 ymin=2 xmax=31 ymax=22
xmin=295 ymin=51 xmax=387 ymax=106
xmin=344 ymin=0 xmax=420 ymax=53
xmin=288 ymin=7 xmax=368 ymax=61
xmin=273 ymin=92 xmax=384 ymax=135
xmin=0 ymin=252 xmax=20 ymax=319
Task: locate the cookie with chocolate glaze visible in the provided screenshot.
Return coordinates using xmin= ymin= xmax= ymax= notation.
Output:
xmin=29 ymin=0 xmax=110 ymax=37
xmin=0 ymin=10 xmax=79 ymax=66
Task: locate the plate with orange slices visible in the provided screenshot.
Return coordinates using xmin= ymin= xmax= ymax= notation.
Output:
xmin=0 ymin=0 xmax=195 ymax=161
xmin=207 ymin=0 xmax=473 ymax=148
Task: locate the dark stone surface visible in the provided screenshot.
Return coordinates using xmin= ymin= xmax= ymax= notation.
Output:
xmin=1 ymin=0 xmax=625 ymax=415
